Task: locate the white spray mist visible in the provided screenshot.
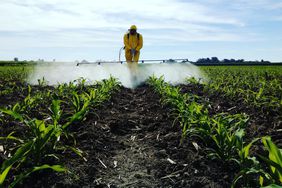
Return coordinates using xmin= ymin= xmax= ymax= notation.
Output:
xmin=28 ymin=62 xmax=203 ymax=88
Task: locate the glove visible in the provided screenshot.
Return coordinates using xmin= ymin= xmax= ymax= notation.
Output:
xmin=131 ymin=49 xmax=136 ymax=55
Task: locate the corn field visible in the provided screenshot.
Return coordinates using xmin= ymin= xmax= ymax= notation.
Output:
xmin=0 ymin=65 xmax=281 ymax=187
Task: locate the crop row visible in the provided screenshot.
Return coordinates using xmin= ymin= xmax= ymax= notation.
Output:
xmin=0 ymin=77 xmax=120 ymax=187
xmin=199 ymin=66 xmax=282 ymax=115
xmin=148 ymin=76 xmax=282 ymax=187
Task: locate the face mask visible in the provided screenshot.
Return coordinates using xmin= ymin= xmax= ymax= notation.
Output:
xmin=130 ymin=29 xmax=136 ymax=35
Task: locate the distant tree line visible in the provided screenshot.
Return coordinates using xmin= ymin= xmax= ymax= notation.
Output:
xmin=196 ymin=57 xmax=271 ymax=64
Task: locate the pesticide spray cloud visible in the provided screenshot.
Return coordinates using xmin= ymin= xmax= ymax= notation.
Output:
xmin=28 ymin=62 xmax=203 ymax=88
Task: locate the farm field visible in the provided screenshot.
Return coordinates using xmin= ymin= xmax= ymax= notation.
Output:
xmin=0 ymin=65 xmax=281 ymax=187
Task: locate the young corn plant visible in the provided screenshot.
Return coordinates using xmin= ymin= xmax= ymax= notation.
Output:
xmin=0 ymin=102 xmax=57 ymax=185
xmin=0 ymin=88 xmax=44 ymax=122
xmin=63 ymin=99 xmax=90 ymax=129
xmin=0 ymin=77 xmax=121 ymax=186
xmin=0 ymin=103 xmax=24 ymax=122
xmin=0 ymin=118 xmax=66 ymax=187
xmin=206 ymin=114 xmax=249 ymax=162
xmin=232 ymin=136 xmax=282 ymax=187
xmin=148 ymin=76 xmax=211 ymax=142
xmin=37 ymin=77 xmax=48 ymax=87
xmin=0 ymin=98 xmax=89 ymax=187
xmin=177 ymin=101 xmax=211 ymax=142
xmin=71 ymin=91 xmax=83 ymax=113
xmin=201 ymin=66 xmax=282 ymax=116
xmin=231 ymin=137 xmax=266 ymax=188
xmin=64 ymin=77 xmax=120 ymax=129
xmin=259 ymin=136 xmax=282 ymax=186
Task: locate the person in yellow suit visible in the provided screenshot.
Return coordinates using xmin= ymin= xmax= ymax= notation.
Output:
xmin=124 ymin=25 xmax=143 ymax=63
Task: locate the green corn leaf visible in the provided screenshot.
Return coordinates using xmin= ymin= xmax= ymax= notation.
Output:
xmin=261 ymin=136 xmax=282 ymax=182
xmin=72 ymin=92 xmax=80 ymax=111
xmin=33 ymin=164 xmax=66 ymax=172
xmin=0 ymin=141 xmax=33 ymax=186
xmin=12 ymin=103 xmax=21 ymax=113
xmin=259 ymin=154 xmax=282 ymax=182
xmin=63 ymin=101 xmax=89 ymax=129
xmin=37 ymin=119 xmax=46 ymax=134
xmin=0 ymin=132 xmax=24 ymax=143
xmin=235 ymin=129 xmax=245 ymax=145
xmin=27 ymin=85 xmax=32 ymax=95
xmin=261 ymin=184 xmax=282 ymax=188
xmin=50 ymin=100 xmax=61 ymax=124
xmin=1 ymin=141 xmax=33 ymax=172
xmin=241 ymin=138 xmax=260 ymax=159
xmin=65 ymin=146 xmax=87 ymax=161
xmin=37 ymin=125 xmax=56 ymax=152
xmin=232 ymin=168 xmax=271 ymax=188
xmin=0 ymin=108 xmax=23 ymax=121
xmin=0 ymin=165 xmax=12 ymax=186
xmin=9 ymin=164 xmax=66 ymax=188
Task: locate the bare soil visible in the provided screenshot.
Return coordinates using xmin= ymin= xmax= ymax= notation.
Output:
xmin=1 ymin=83 xmax=281 ymax=187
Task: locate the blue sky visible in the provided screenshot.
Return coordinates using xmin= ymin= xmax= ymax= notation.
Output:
xmin=1 ymin=0 xmax=282 ymax=62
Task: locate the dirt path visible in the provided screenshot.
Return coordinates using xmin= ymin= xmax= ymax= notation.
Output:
xmin=22 ymin=85 xmax=231 ymax=187
xmin=92 ymin=85 xmax=168 ymax=187
xmin=2 ymin=82 xmax=281 ymax=187
xmin=70 ymin=85 xmax=229 ymax=188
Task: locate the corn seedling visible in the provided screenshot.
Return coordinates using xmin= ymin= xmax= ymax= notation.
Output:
xmin=259 ymin=136 xmax=282 ymax=186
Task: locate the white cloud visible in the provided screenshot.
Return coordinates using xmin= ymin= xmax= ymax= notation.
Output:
xmin=275 ymin=16 xmax=282 ymax=21
xmin=0 ymin=0 xmax=248 ymax=49
xmin=1 ymin=0 xmax=281 ymax=61
xmin=212 ymin=0 xmax=282 ymax=10
xmin=0 ymin=0 xmax=244 ymax=31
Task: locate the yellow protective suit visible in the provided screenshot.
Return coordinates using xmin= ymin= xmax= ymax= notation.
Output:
xmin=123 ymin=32 xmax=143 ymax=63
